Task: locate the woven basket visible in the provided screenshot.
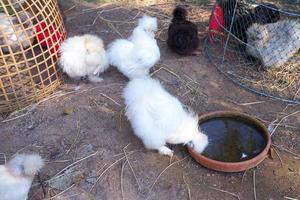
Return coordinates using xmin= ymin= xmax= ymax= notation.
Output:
xmin=0 ymin=0 xmax=65 ymax=113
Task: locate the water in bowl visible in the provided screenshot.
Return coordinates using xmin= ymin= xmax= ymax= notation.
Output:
xmin=200 ymin=117 xmax=267 ymax=162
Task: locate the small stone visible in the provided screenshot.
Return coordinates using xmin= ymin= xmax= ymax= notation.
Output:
xmin=27 ymin=124 xmax=35 ymax=130
xmin=62 ymin=108 xmax=74 ymax=115
xmin=86 ymin=170 xmax=97 ymax=185
xmin=288 ymin=167 xmax=295 ymax=172
xmin=289 ymin=186 xmax=295 ymax=191
xmin=48 ymin=168 xmax=84 ymax=190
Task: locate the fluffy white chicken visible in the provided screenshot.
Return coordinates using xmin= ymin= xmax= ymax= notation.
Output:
xmin=107 ymin=15 xmax=160 ymax=79
xmin=123 ymin=77 xmax=208 ymax=157
xmin=0 ymin=153 xmax=44 ymax=200
xmin=59 ymin=34 xmax=109 ymax=82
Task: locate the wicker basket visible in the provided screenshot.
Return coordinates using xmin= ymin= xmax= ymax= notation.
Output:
xmin=0 ymin=0 xmax=65 ymax=113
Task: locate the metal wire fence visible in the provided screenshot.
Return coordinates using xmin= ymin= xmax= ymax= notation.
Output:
xmin=205 ymin=0 xmax=300 ymax=104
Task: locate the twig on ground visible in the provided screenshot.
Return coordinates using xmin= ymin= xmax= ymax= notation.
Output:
xmin=272 ymin=146 xmax=284 ymax=167
xmin=241 ymin=170 xmax=248 ymax=183
xmin=209 ymin=187 xmax=241 ymax=200
xmin=63 ymin=5 xmax=76 ymax=14
xmin=260 ymin=118 xmax=300 ymax=130
xmin=121 ymin=160 xmax=128 ymax=200
xmin=1 ymin=84 xmax=124 ymax=123
xmin=12 ymin=144 xmax=35 ymax=157
xmin=53 ymin=151 xmax=98 ymax=178
xmin=99 ymin=93 xmax=121 ymax=106
xmin=90 ymin=156 xmax=125 ymax=192
xmin=66 ymin=3 xmax=113 ymax=19
xmin=90 ymin=149 xmax=137 ymax=192
xmin=0 ymin=87 xmax=91 ymax=123
xmin=236 ymin=100 xmax=266 ymax=106
xmin=89 ymin=7 xmax=140 ymax=25
xmin=272 ymin=144 xmax=300 ymax=158
xmin=93 ymin=14 xmax=124 ymax=38
xmin=118 ymin=109 xmax=125 ymax=131
xmin=112 ymin=149 xmax=141 ymax=158
xmin=270 ymin=110 xmax=300 ymax=136
xmin=148 ymin=157 xmax=188 ymax=197
xmin=183 ymin=175 xmax=191 ymax=200
xmin=46 ymin=184 xmax=75 ymax=200
xmin=253 ymin=170 xmax=257 ymax=200
xmin=1 ymin=112 xmax=31 ymax=123
xmin=123 ymin=144 xmax=141 ymax=191
xmin=284 ymin=196 xmax=299 ymax=200
xmin=47 ymin=159 xmax=72 ymax=163
xmin=90 ymin=7 xmax=123 ymax=26
xmin=66 ymin=116 xmax=81 ymax=154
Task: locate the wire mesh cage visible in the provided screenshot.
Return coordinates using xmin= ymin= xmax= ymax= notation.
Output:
xmin=0 ymin=0 xmax=65 ymax=113
xmin=205 ymin=0 xmax=300 ymax=103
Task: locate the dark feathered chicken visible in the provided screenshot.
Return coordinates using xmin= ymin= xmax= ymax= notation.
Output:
xmin=167 ymin=6 xmax=199 ymax=55
xmin=254 ymin=3 xmax=280 ymax=24
xmin=220 ymin=0 xmax=280 ymax=43
xmin=220 ymin=0 xmax=251 ymax=30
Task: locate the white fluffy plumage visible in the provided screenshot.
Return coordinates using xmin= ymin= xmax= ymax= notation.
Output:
xmin=246 ymin=20 xmax=300 ymax=68
xmin=123 ymin=77 xmax=208 ymax=157
xmin=0 ymin=153 xmax=44 ymax=200
xmin=107 ymin=15 xmax=160 ymax=79
xmin=59 ymin=34 xmax=109 ymax=82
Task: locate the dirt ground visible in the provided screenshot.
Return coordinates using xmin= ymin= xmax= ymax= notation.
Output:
xmin=0 ymin=0 xmax=300 ymax=199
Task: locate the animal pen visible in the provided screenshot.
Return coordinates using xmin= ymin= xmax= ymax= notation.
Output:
xmin=0 ymin=0 xmax=65 ymax=113
xmin=205 ymin=0 xmax=300 ymax=104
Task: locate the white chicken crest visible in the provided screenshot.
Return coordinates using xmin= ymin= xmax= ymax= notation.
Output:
xmin=107 ymin=15 xmax=160 ymax=79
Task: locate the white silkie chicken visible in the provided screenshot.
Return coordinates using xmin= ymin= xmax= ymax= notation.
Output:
xmin=0 ymin=153 xmax=44 ymax=200
xmin=123 ymin=77 xmax=208 ymax=157
xmin=59 ymin=34 xmax=109 ymax=82
xmin=107 ymin=15 xmax=160 ymax=79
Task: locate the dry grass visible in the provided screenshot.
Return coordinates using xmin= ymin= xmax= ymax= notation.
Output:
xmin=207 ymin=38 xmax=300 ymax=102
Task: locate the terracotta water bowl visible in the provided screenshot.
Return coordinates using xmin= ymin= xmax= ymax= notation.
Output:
xmin=188 ymin=111 xmax=271 ymax=172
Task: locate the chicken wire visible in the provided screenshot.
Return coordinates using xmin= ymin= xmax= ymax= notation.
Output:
xmin=205 ymin=0 xmax=300 ymax=104
xmin=0 ymin=0 xmax=66 ymax=113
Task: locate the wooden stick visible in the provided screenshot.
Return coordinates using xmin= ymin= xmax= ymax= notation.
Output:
xmin=45 ymin=184 xmax=75 ymax=200
xmin=53 ymin=151 xmax=98 ymax=178
xmin=253 ymin=170 xmax=257 ymax=200
xmin=90 ymin=150 xmax=137 ymax=191
xmin=183 ymin=175 xmax=191 ymax=200
xmin=123 ymin=144 xmax=141 ymax=191
xmin=99 ymin=93 xmax=121 ymax=106
xmin=121 ymin=160 xmax=128 ymax=200
xmin=271 ymin=110 xmax=300 ymax=136
xmin=209 ymin=187 xmax=241 ymax=200
xmin=272 ymin=144 xmax=300 ymax=158
xmin=148 ymin=157 xmax=187 ymax=196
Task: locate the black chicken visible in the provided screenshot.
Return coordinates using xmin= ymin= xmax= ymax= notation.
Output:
xmin=167 ymin=6 xmax=199 ymax=55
